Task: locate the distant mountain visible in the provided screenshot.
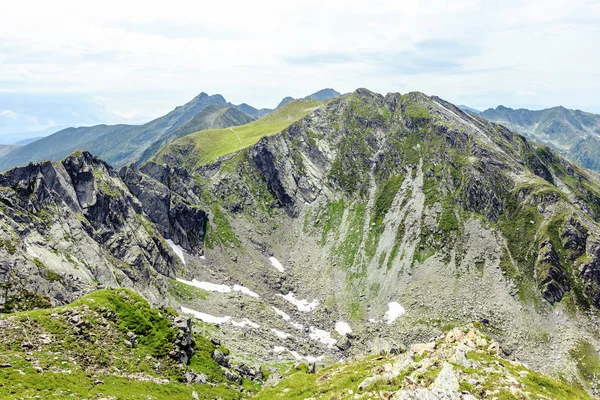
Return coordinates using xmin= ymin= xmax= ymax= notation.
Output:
xmin=0 ymin=125 xmax=67 ymax=145
xmin=0 ymin=93 xmax=262 ymax=171
xmin=235 ymin=103 xmax=272 ymax=119
xmin=14 ymin=136 xmax=43 ymax=145
xmin=276 ymin=96 xmax=294 ymax=109
xmin=136 ymin=104 xmax=255 ymax=164
xmin=480 ymin=105 xmax=600 ymax=172
xmin=305 ymin=88 xmax=341 ymax=102
xmin=0 ymin=144 xmax=16 ymax=157
xmin=275 ymin=89 xmax=341 ymax=109
xmin=458 ymin=105 xmax=480 ymax=114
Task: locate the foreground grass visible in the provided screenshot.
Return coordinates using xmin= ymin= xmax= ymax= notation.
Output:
xmin=154 ymin=99 xmax=321 ymax=169
xmin=0 ymin=289 xmax=243 ymax=399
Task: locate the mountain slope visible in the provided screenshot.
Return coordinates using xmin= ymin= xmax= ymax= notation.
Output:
xmin=144 ymin=88 xmax=600 ymax=390
xmin=153 ymin=99 xmax=321 ymax=170
xmin=0 ymin=288 xmax=262 ymax=399
xmin=304 ymin=88 xmax=341 ymax=102
xmin=257 ymin=325 xmax=594 ymax=399
xmin=4 ymin=89 xmax=600 ymax=395
xmin=0 ymin=151 xmax=207 ymax=310
xmin=0 ymin=93 xmax=257 ymax=171
xmin=480 ymin=105 xmax=600 ymax=172
xmin=275 ymin=89 xmax=341 ymax=109
xmin=0 ymin=144 xmax=16 ymax=157
xmin=136 ymin=105 xmax=256 ymax=165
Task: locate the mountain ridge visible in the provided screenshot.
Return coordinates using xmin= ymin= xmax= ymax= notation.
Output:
xmin=479 ymin=104 xmax=600 ymax=172
xmin=3 ymin=88 xmax=600 ymax=395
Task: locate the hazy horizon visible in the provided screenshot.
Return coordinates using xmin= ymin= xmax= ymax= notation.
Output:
xmin=1 ymin=0 xmax=599 ymax=137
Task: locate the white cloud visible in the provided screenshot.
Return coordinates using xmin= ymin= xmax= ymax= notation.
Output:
xmin=0 ymin=110 xmax=16 ymax=118
xmin=0 ymin=0 xmax=598 ymax=122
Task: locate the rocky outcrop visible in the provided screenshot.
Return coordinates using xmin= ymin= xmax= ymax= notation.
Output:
xmin=120 ymin=163 xmax=208 ymax=252
xmin=0 ymin=151 xmax=200 ymax=311
xmin=536 ymin=240 xmax=570 ymax=304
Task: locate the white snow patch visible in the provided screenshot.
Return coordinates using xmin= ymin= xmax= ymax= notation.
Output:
xmin=309 ymin=326 xmax=336 ymax=347
xmin=176 ymin=278 xmax=260 ymax=298
xmin=290 ymin=351 xmax=324 ymax=363
xmin=271 ymin=329 xmax=290 ymax=339
xmin=166 ymin=239 xmax=186 ymax=264
xmin=335 ymin=321 xmax=352 ymax=336
xmin=269 ymin=257 xmax=285 ymax=272
xmin=384 ymin=302 xmax=406 ymax=324
xmin=177 ymin=278 xmax=231 ymax=293
xmin=272 ymin=306 xmax=291 ymax=321
xmin=368 ymin=318 xmax=381 ymax=323
xmin=231 ymin=318 xmax=260 ymax=329
xmin=290 ymin=321 xmax=304 ymax=330
xmin=277 ymin=292 xmax=319 ymax=312
xmin=180 ymin=307 xmax=230 ymax=324
xmin=200 ymin=255 xmax=206 ymax=260
xmin=275 ymin=347 xmax=324 ymax=362
xmin=232 ymin=284 xmax=259 ymax=298
xmin=181 ymin=307 xmax=259 ymax=329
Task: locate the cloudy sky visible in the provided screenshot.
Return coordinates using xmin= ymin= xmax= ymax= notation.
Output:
xmin=1 ymin=0 xmax=599 ymax=136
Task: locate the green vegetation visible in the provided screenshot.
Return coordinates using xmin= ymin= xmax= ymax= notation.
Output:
xmin=155 ymin=99 xmax=321 ymax=169
xmin=254 ymin=355 xmax=390 ymax=399
xmin=255 ymin=341 xmax=593 ymax=399
xmin=0 ymin=289 xmax=245 ymax=399
xmin=569 ymin=339 xmax=600 ymax=383
xmin=168 ymin=278 xmax=209 ymax=301
xmin=206 ymin=204 xmax=241 ymax=249
xmin=465 ymin=351 xmax=592 ymax=399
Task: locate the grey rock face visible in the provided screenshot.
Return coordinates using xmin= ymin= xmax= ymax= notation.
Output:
xmin=120 ymin=163 xmax=208 ymax=252
xmin=335 ymin=335 xmax=351 ymax=351
xmin=0 ymin=151 xmax=199 ymax=311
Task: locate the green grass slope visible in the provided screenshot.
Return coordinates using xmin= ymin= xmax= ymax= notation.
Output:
xmin=0 ymin=289 xmax=244 ymax=399
xmin=256 ymin=325 xmax=593 ymax=400
xmin=153 ymin=99 xmax=321 ymax=170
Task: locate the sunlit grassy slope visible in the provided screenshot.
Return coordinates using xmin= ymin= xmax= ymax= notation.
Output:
xmin=153 ymin=99 xmax=321 ymax=169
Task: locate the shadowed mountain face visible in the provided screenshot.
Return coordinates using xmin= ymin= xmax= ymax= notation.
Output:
xmin=3 ymin=89 xmax=600 ymax=394
xmin=480 ymin=105 xmax=600 ymax=172
xmin=0 ymin=93 xmax=258 ymax=171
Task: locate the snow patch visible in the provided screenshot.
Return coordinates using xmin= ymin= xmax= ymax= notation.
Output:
xmin=290 ymin=321 xmax=304 ymax=330
xmin=277 ymin=292 xmax=319 ymax=312
xmin=180 ymin=307 xmax=230 ymax=324
xmin=271 ymin=329 xmax=290 ymax=339
xmin=231 ymin=318 xmax=260 ymax=329
xmin=176 ymin=278 xmax=260 ymax=298
xmin=309 ymin=326 xmax=336 ymax=347
xmin=232 ymin=284 xmax=259 ymax=298
xmin=177 ymin=278 xmax=231 ymax=293
xmin=335 ymin=321 xmax=352 ymax=336
xmin=181 ymin=307 xmax=260 ymax=329
xmin=274 ymin=347 xmax=324 ymax=362
xmin=166 ymin=239 xmax=185 ymax=265
xmin=384 ymin=302 xmax=406 ymax=324
xmin=269 ymin=257 xmax=285 ymax=272
xmin=272 ymin=306 xmax=291 ymax=321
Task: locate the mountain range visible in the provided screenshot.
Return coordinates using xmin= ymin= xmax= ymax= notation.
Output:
xmin=2 ymin=88 xmax=600 ymax=398
xmin=0 ymin=90 xmax=342 ymax=172
xmin=473 ymin=105 xmax=600 ymax=172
